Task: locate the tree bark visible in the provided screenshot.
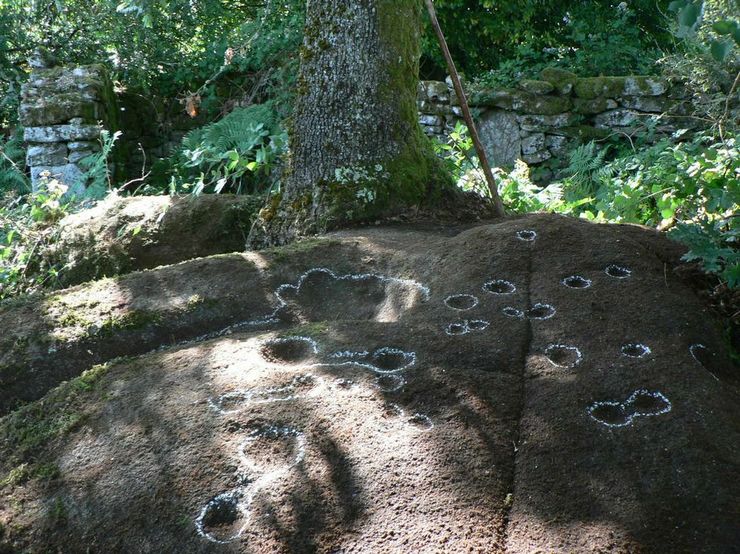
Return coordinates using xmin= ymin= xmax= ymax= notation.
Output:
xmin=249 ymin=0 xmax=453 ymax=247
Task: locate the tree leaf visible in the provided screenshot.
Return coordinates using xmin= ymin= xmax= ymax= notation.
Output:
xmin=712 ymin=20 xmax=735 ymax=35
xmin=710 ymin=40 xmax=732 ymax=62
xmin=678 ymin=3 xmax=700 ymax=28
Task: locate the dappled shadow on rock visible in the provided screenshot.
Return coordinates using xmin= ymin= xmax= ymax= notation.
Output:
xmin=1 ymin=214 xmax=739 ymax=554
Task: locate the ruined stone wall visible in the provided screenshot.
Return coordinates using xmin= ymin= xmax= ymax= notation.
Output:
xmin=418 ymin=68 xmax=693 ymax=181
xmin=20 ymin=63 xmax=118 ymax=195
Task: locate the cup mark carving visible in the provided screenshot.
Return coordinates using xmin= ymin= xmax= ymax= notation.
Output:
xmin=587 ymin=389 xmax=672 ymax=428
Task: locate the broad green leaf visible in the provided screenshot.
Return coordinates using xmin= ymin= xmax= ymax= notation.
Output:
xmin=710 ymin=40 xmax=732 ymax=62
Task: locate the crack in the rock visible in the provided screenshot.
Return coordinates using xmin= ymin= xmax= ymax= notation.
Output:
xmin=502 ymin=240 xmax=534 ymax=550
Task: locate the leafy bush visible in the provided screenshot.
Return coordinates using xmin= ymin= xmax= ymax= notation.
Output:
xmin=470 ymin=3 xmax=663 ymax=89
xmin=486 ymin=132 xmax=738 ymax=287
xmin=162 ymin=103 xmax=287 ymax=195
xmin=0 ymin=132 xmax=30 ymax=195
xmin=422 ymin=0 xmax=672 ymax=78
xmin=0 ymin=181 xmax=70 ymax=300
xmin=670 ymin=217 xmax=739 ymax=287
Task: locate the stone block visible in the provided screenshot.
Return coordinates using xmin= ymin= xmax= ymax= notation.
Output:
xmin=521 ymin=133 xmax=546 ymax=155
xmin=519 ymin=80 xmax=555 ymax=95
xmin=26 ymin=144 xmax=67 ymax=166
xmin=574 ymin=77 xmax=627 ymax=99
xmin=68 ymin=141 xmax=100 ymax=152
xmin=470 ymin=89 xmax=517 ymax=110
xmin=574 ymin=76 xmax=669 ymax=99
xmin=68 ymin=150 xmax=96 ymax=163
xmin=513 ymin=93 xmax=572 ymax=115
xmin=24 ymin=123 xmax=101 ymax=143
xmin=522 ymin=150 xmax=552 ymax=164
xmin=19 ymin=96 xmax=101 ymax=127
xmin=623 ymin=76 xmax=668 ymax=96
xmin=539 ymin=68 xmax=577 ymax=95
xmin=545 ymin=134 xmax=569 ymax=156
xmin=477 ymin=110 xmax=520 ymax=167
xmin=619 ymin=96 xmax=669 ymax=113
xmin=517 ymin=113 xmax=580 ymax=131
xmin=573 ymin=97 xmax=612 ymax=115
xmin=31 ymin=164 xmax=86 ymax=196
xmin=419 ymin=81 xmax=450 ymax=103
xmin=419 ymin=114 xmax=444 ymax=127
xmin=593 ymin=109 xmax=640 ymax=128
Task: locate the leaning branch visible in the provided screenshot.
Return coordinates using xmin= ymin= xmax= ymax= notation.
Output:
xmin=424 ymin=0 xmax=506 ymax=217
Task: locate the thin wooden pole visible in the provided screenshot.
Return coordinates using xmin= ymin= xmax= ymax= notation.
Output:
xmin=423 ymin=0 xmax=506 ymax=217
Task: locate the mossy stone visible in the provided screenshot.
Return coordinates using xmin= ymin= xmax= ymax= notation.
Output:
xmin=539 ymin=68 xmax=578 ymax=95
xmin=519 ymin=80 xmax=555 ymax=95
xmin=573 ymin=77 xmax=627 ymax=99
xmin=572 ymin=97 xmax=612 ymax=115
xmin=513 ymin=92 xmax=572 ymax=115
xmin=470 ymin=89 xmax=517 ymax=110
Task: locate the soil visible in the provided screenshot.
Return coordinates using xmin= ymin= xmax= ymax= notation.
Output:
xmin=1 ymin=214 xmax=738 ymax=553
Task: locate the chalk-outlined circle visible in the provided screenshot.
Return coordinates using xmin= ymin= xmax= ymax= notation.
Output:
xmin=260 ymin=336 xmax=319 ymax=364
xmin=444 ymin=294 xmax=479 ymax=311
xmin=605 ymin=264 xmax=632 ymax=279
xmin=561 ymin=275 xmax=592 ymax=289
xmin=516 ymin=230 xmax=537 ymax=242
xmin=375 ymin=374 xmax=406 ymax=392
xmin=545 ymin=344 xmax=583 ymax=368
xmin=483 ymin=279 xmax=517 ymax=295
xmin=502 ymin=307 xmax=524 ymax=319
xmin=527 ymin=303 xmax=556 ymax=320
xmin=621 ymin=343 xmax=651 ymax=359
xmin=195 ymin=489 xmax=249 ymax=544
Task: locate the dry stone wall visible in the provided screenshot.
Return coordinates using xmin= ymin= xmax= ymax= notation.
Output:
xmin=20 ymin=61 xmax=118 ymax=195
xmin=418 ymin=68 xmax=694 ymax=180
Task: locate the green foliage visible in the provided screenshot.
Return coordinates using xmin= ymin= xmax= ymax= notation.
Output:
xmin=422 ymin=0 xmax=672 ymax=78
xmin=670 ymin=218 xmax=739 ymax=286
xmin=431 ymin=122 xmax=583 ymax=213
xmin=470 ymin=4 xmax=663 ymax=89
xmin=78 ymin=130 xmax=121 ymax=199
xmin=165 ymin=103 xmax=287 ymax=195
xmin=0 ymin=0 xmax=295 ymax=126
xmin=0 ymin=181 xmax=71 ymax=300
xmin=492 ymin=132 xmax=738 ymax=287
xmin=660 ymin=0 xmax=739 ymax=125
xmin=0 ymin=131 xmax=30 ymax=195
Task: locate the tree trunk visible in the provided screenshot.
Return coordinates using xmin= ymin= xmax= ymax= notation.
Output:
xmin=249 ymin=0 xmax=453 ymax=247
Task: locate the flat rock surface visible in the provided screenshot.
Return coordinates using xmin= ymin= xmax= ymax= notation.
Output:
xmin=0 ymin=214 xmax=738 ymax=553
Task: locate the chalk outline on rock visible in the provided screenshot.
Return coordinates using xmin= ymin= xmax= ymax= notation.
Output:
xmin=544 ymin=344 xmax=583 ymax=368
xmin=483 ymin=279 xmax=517 ymax=295
xmin=587 ymin=389 xmax=672 ymax=428
xmin=605 ymin=264 xmax=632 ymax=279
xmin=444 ymin=319 xmax=490 ymax=336
xmin=527 ymin=303 xmax=556 ymax=320
xmin=443 ymin=293 xmax=479 ymax=311
xmin=561 ymin=275 xmax=592 ymax=289
xmin=175 ymin=268 xmax=431 ymax=347
xmin=689 ymin=343 xmax=720 ymax=381
xmin=516 ymin=229 xmax=537 ymax=242
xmin=621 ymin=343 xmax=651 ymax=359
xmin=196 ymin=425 xmax=306 ymax=544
